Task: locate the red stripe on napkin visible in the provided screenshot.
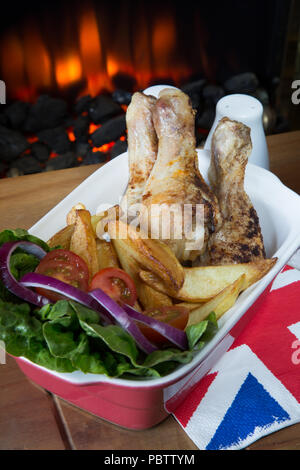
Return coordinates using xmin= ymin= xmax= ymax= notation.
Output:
xmin=174 ymin=372 xmax=217 ymax=427
xmin=231 ymin=268 xmax=300 ymax=401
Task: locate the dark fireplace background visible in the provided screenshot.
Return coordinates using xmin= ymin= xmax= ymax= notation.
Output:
xmin=0 ymin=0 xmax=296 ymax=177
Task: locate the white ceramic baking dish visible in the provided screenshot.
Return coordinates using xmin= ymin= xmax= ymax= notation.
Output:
xmin=15 ymin=148 xmax=300 ymax=429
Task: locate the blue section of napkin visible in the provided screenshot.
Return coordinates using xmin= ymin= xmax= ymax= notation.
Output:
xmin=206 ymin=373 xmax=290 ymax=450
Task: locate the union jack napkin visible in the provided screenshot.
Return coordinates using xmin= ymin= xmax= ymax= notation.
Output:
xmin=165 ymin=250 xmax=300 ymax=450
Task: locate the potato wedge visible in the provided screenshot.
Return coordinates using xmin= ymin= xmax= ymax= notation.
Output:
xmin=96 ymin=239 xmax=119 ymax=270
xmin=175 ymin=301 xmax=204 ymax=312
xmin=70 ymin=209 xmax=99 ymax=279
xmin=92 ymin=205 xmax=120 ymax=236
xmin=47 ymin=224 xmax=75 ymax=250
xmin=112 ymin=236 xmax=140 ymax=281
xmin=140 ymin=258 xmax=277 ymax=302
xmin=66 ymin=203 xmax=86 ymax=225
xmin=109 ymin=220 xmax=184 ymax=293
xmin=133 ymin=301 xmax=142 ymax=312
xmin=112 ymin=236 xmax=173 ymax=310
xmin=138 ymin=283 xmax=173 ymax=310
xmin=186 ymin=274 xmax=246 ymax=326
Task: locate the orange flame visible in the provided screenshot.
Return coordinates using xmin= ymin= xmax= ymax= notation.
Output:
xmin=152 ymin=15 xmax=192 ymax=83
xmin=27 ymin=135 xmax=39 ymax=144
xmin=92 ymin=141 xmax=115 ymax=153
xmin=89 ymin=123 xmax=101 ymax=133
xmin=0 ymin=25 xmax=53 ymax=101
xmin=55 ymin=54 xmax=82 ymax=88
xmin=152 ymin=16 xmax=176 ymax=61
xmin=79 ymin=9 xmax=111 ymax=94
xmin=23 ymin=24 xmax=52 ymax=89
xmin=67 ymin=128 xmax=76 ymax=142
xmin=49 ymin=152 xmax=59 ymax=159
xmin=0 ymin=33 xmax=25 ymax=87
xmin=0 ymin=4 xmax=198 ymax=101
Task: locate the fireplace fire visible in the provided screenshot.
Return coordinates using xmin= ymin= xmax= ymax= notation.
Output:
xmin=0 ymin=1 xmax=201 ymax=102
xmin=0 ymin=0 xmax=293 ymax=178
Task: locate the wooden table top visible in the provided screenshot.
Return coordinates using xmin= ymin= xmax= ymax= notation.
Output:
xmin=0 ymin=131 xmax=300 ymax=450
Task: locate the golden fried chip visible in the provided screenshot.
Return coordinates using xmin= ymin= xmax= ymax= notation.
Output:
xmin=47 ymin=224 xmax=74 ymax=250
xmin=140 ymin=258 xmax=277 ymax=302
xmin=70 ymin=209 xmax=99 ymax=278
xmin=186 ymin=274 xmax=246 ymax=326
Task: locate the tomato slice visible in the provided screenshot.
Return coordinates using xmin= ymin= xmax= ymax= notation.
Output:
xmin=138 ymin=306 xmax=189 ymax=346
xmin=89 ymin=267 xmax=137 ymax=307
xmin=37 ymin=249 xmax=89 ymax=272
xmin=35 ymin=249 xmax=90 ymax=302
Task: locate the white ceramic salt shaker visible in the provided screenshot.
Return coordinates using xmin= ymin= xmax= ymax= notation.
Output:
xmin=204 ymin=94 xmax=269 ymax=170
xmin=143 ymin=84 xmax=179 ymax=98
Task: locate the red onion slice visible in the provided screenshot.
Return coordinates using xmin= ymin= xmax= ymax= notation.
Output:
xmin=123 ymin=304 xmax=188 ymax=350
xmin=89 ymin=289 xmax=158 ymax=354
xmin=20 ymin=272 xmax=113 ymax=324
xmin=0 ymin=241 xmax=50 ymax=307
xmin=21 ymin=274 xmax=156 ymax=352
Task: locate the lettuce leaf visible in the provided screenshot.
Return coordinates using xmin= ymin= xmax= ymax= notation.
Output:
xmin=0 ymin=228 xmax=50 ymax=252
xmin=0 ymin=301 xmax=75 ymax=372
xmin=9 ymin=252 xmax=40 ymax=281
xmin=185 ymin=312 xmax=218 ymax=350
xmin=0 ymin=297 xmax=218 ymax=378
xmin=0 ymin=229 xmax=51 ymax=304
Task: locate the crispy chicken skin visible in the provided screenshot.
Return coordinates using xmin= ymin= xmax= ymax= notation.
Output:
xmin=141 ymin=88 xmax=221 ymax=262
xmin=207 ymin=117 xmax=266 ymax=264
xmin=121 ymin=92 xmax=157 ymax=213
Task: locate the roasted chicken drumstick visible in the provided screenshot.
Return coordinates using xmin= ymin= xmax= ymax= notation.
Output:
xmin=207 ymin=117 xmax=266 ymax=265
xmin=121 ymin=92 xmax=157 ymax=214
xmin=141 ymin=88 xmax=221 ymax=263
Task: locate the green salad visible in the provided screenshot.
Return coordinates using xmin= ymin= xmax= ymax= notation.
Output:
xmin=0 ymin=229 xmax=218 ymax=379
